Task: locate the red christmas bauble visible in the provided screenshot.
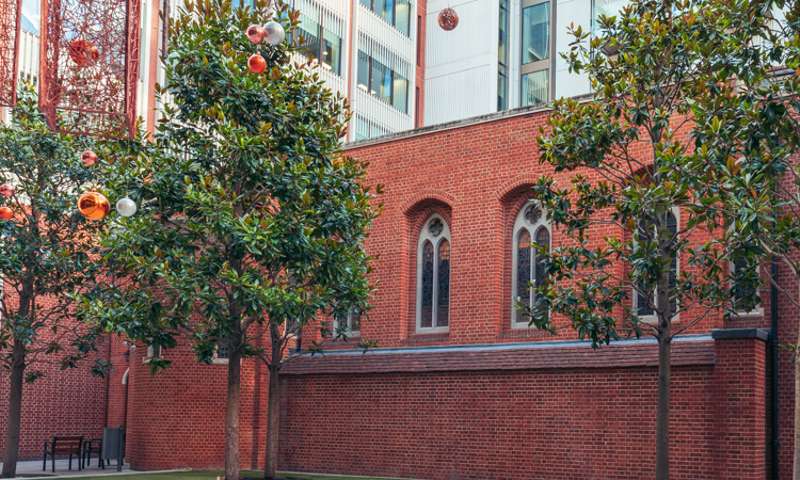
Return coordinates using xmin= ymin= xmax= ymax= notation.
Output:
xmin=246 ymin=24 xmax=266 ymax=44
xmin=0 ymin=206 xmax=13 ymax=220
xmin=438 ymin=8 xmax=459 ymax=31
xmin=81 ymin=149 xmax=98 ymax=167
xmin=68 ymin=39 xmax=99 ymax=68
xmin=248 ymin=53 xmax=267 ymax=74
xmin=0 ymin=184 xmax=14 ymax=198
xmin=77 ymin=191 xmax=110 ymax=221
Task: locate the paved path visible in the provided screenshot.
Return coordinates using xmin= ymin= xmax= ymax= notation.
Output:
xmin=1 ymin=459 xmax=141 ymax=480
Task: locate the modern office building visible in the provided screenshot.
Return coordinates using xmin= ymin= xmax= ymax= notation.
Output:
xmin=423 ymin=0 xmax=613 ymax=126
xmin=133 ymin=0 xmax=424 ymax=141
xmin=4 ymin=0 xmax=640 ymax=139
xmin=0 ymin=8 xmax=39 ymax=124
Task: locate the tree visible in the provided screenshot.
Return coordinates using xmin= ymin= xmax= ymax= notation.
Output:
xmin=0 ymin=89 xmax=105 ymax=478
xmin=707 ymin=2 xmax=800 ymax=477
xmin=529 ymin=1 xmax=792 ymax=478
xmin=81 ymin=2 xmax=377 ymax=480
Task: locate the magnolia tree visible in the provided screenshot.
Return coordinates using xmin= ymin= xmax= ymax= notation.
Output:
xmin=80 ymin=2 xmax=377 ymax=480
xmin=528 ymin=1 xmax=793 ymax=478
xmin=0 ymin=90 xmax=105 ymax=478
xmin=709 ymin=2 xmax=800 ymax=477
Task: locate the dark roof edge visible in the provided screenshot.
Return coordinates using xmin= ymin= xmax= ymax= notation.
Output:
xmin=344 ymin=104 xmax=551 ymax=150
xmin=711 ymin=327 xmax=770 ymax=342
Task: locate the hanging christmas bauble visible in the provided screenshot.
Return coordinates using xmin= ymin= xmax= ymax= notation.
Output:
xmin=0 ymin=184 xmax=14 ymax=198
xmin=0 ymin=206 xmax=13 ymax=220
xmin=116 ymin=197 xmax=137 ymax=217
xmin=78 ymin=191 xmax=110 ymax=221
xmin=81 ymin=149 xmax=98 ymax=167
xmin=248 ymin=53 xmax=267 ymax=73
xmin=246 ymin=24 xmax=266 ymax=44
xmin=68 ymin=39 xmax=99 ymax=68
xmin=263 ymin=21 xmax=285 ymax=46
xmin=438 ymin=8 xmax=459 ymax=31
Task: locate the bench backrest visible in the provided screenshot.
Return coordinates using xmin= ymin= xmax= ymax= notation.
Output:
xmin=50 ymin=436 xmax=83 ymax=454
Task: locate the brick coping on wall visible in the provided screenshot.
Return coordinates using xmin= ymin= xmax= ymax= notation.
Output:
xmin=342 ymin=93 xmax=597 ymax=150
xmin=281 ymin=334 xmax=719 ymax=376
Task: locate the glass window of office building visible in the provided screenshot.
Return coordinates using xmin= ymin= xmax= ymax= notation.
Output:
xmin=361 ymin=0 xmax=412 ymax=36
xmin=296 ymin=13 xmax=343 ymax=75
xmin=357 ymin=50 xmax=410 ymax=113
xmin=520 ymin=0 xmax=551 ymax=107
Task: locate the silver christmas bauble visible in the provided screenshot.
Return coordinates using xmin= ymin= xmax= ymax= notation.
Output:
xmin=263 ymin=21 xmax=285 ymax=46
xmin=116 ymin=197 xmax=138 ymax=217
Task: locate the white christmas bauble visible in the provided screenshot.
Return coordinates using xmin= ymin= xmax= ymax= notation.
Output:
xmin=116 ymin=197 xmax=137 ymax=217
xmin=263 ymin=21 xmax=285 ymax=46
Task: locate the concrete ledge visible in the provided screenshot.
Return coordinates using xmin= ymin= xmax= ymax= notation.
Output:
xmin=282 ymin=336 xmax=715 ymax=376
xmin=711 ymin=328 xmax=770 ymax=342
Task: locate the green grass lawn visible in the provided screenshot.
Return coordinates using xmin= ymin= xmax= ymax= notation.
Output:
xmin=61 ymin=470 xmax=406 ymax=480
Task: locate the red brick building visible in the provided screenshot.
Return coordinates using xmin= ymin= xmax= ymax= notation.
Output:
xmin=3 ymin=105 xmax=793 ymax=480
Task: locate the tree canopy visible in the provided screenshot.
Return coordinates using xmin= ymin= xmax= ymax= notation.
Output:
xmin=0 ymin=88 xmax=106 ymax=478
xmin=80 ymin=1 xmax=378 ymax=479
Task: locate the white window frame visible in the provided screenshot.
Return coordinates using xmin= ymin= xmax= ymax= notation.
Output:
xmin=632 ymin=207 xmax=680 ymax=324
xmin=143 ymin=344 xmax=161 ymax=364
xmin=334 ymin=309 xmax=361 ymax=338
xmin=511 ymin=201 xmax=551 ymax=328
xmin=730 ymin=261 xmax=764 ymax=317
xmin=212 ymin=343 xmax=229 ymax=365
xmin=415 ymin=214 xmax=451 ymax=334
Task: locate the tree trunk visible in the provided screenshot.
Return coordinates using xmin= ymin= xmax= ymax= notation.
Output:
xmin=264 ymin=364 xmax=281 ymax=480
xmin=1 ymin=342 xmax=26 ymax=478
xmin=224 ymin=347 xmax=242 ymax=480
xmin=656 ymin=331 xmax=671 ymax=480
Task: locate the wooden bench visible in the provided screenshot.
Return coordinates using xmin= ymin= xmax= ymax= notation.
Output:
xmin=42 ymin=436 xmax=84 ymax=472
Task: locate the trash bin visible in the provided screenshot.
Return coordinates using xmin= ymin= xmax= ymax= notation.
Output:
xmin=101 ymin=427 xmax=125 ymax=471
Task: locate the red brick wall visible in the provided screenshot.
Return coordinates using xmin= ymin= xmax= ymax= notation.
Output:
xmin=105 ymin=335 xmax=131 ymax=429
xmin=0 ymin=104 xmax=767 ymax=479
xmin=343 ymin=108 xmax=743 ymax=350
xmin=279 ymin=335 xmax=768 ymax=480
xmin=0 ymin=336 xmax=109 ymax=461
xmin=123 ymin=336 xmax=268 ymax=471
xmin=118 ymin=107 xmax=784 ymax=478
xmin=775 ymin=256 xmax=799 ymax=480
xmin=711 ymin=334 xmax=768 ymax=479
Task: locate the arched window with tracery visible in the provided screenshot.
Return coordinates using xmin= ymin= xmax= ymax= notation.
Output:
xmin=512 ymin=202 xmax=550 ymax=326
xmin=417 ymin=215 xmax=451 ymax=333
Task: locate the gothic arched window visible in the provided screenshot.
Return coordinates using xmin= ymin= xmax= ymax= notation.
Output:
xmin=511 ymin=202 xmax=550 ymax=326
xmin=417 ymin=215 xmax=451 ymax=332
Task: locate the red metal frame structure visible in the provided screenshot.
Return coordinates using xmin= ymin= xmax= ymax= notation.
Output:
xmin=0 ymin=0 xmax=22 ymax=107
xmin=39 ymin=0 xmax=140 ymax=136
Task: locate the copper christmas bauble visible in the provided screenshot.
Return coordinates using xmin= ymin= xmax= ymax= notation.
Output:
xmin=81 ymin=149 xmax=98 ymax=167
xmin=248 ymin=53 xmax=267 ymax=74
xmin=0 ymin=206 xmax=13 ymax=220
xmin=0 ymin=183 xmax=14 ymax=198
xmin=438 ymin=8 xmax=459 ymax=31
xmin=68 ymin=39 xmax=99 ymax=68
xmin=78 ymin=191 xmax=110 ymax=221
xmin=246 ymin=24 xmax=266 ymax=44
